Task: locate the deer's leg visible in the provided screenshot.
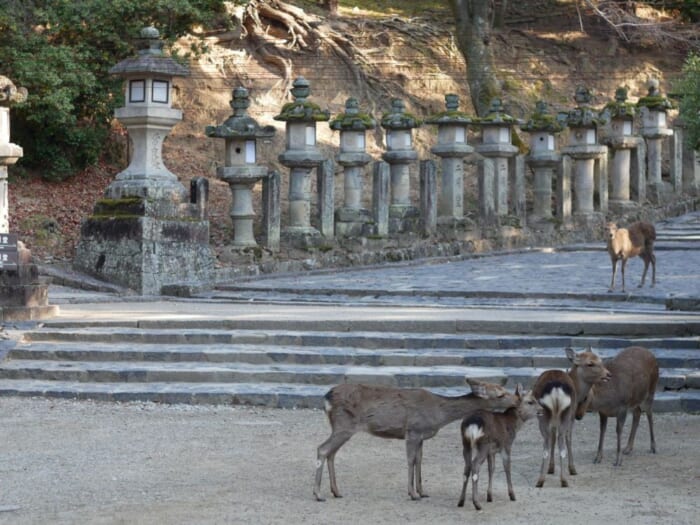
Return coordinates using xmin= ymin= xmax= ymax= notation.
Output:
xmin=415 ymin=441 xmax=428 ymax=498
xmin=594 ymin=413 xmax=607 ymax=464
xmin=623 ymin=406 xmax=642 ymax=456
xmin=472 ymin=451 xmax=487 ymax=511
xmin=620 ymin=258 xmax=628 ymax=292
xmin=609 ymin=259 xmax=617 ymax=292
xmin=547 ymin=427 xmax=556 ymax=474
xmin=457 ymin=445 xmax=472 ymax=507
xmin=565 ymin=422 xmax=576 ymax=477
xmin=639 ymin=255 xmax=650 ymax=287
xmin=557 ymin=426 xmax=570 ymax=487
xmin=650 ymin=252 xmax=656 ymax=287
xmin=502 ymin=446 xmax=515 ymax=501
xmin=646 ymin=406 xmax=657 ymax=454
xmin=486 ymin=452 xmax=495 ymax=503
xmin=536 ymin=417 xmax=550 ymax=487
xmin=405 ymin=437 xmax=421 ymax=500
xmin=614 ymin=409 xmax=628 ymax=466
xmin=314 ymin=431 xmax=352 ymax=500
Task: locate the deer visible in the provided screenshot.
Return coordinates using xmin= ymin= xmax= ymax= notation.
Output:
xmin=531 ymin=347 xmax=611 ymax=488
xmin=575 ymin=346 xmax=659 ymax=467
xmin=457 ymin=384 xmax=540 ymax=511
xmin=606 ymin=221 xmax=656 ymax=292
xmin=313 ymin=378 xmax=518 ymax=502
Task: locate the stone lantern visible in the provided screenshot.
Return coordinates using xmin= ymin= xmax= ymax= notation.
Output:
xmin=603 ymin=86 xmax=641 ymax=211
xmin=206 ymin=87 xmax=275 ymax=250
xmin=560 ymin=86 xmax=608 ymax=221
xmin=522 ymin=100 xmax=564 ymax=223
xmin=380 ymin=98 xmax=421 ymax=233
xmin=426 ymin=94 xmax=474 ymax=225
xmin=274 ymin=77 xmax=330 ymax=246
xmin=637 ymin=78 xmax=674 ymax=202
xmin=329 ymin=97 xmax=376 ymax=237
xmin=473 ymin=99 xmax=519 ymax=220
xmin=0 ymin=76 xmax=58 ymax=320
xmin=75 ymin=26 xmax=213 ymax=295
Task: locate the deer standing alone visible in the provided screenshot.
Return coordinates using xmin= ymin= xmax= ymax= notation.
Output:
xmin=575 ymin=346 xmax=659 ymax=466
xmin=457 ymin=385 xmax=540 ymax=511
xmin=531 ymin=347 xmax=611 ymax=488
xmin=606 ymin=221 xmax=656 ymax=292
xmin=313 ymin=379 xmax=518 ymax=501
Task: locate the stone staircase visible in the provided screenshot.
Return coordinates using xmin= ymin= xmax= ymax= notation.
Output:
xmin=1 ymin=320 xmax=698 ymax=412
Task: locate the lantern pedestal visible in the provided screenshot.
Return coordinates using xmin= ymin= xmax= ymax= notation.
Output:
xmin=73 ymin=27 xmax=213 ymax=295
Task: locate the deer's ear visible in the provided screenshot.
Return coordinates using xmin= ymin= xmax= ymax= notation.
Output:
xmin=515 ymin=384 xmax=523 ymax=397
xmin=466 ymin=378 xmax=487 ymax=398
xmin=565 ymin=347 xmax=577 ymax=363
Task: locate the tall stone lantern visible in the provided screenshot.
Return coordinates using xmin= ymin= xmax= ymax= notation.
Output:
xmin=522 ymin=100 xmax=564 ymax=223
xmin=329 ymin=98 xmax=376 ymax=237
xmin=274 ymin=77 xmax=330 ymax=246
xmin=473 ymin=99 xmax=520 ymax=220
xmin=381 ymin=98 xmax=421 ymax=233
xmin=637 ymin=78 xmax=673 ymax=202
xmin=75 ymin=27 xmax=213 ymax=295
xmin=560 ymin=86 xmax=608 ymax=221
xmin=0 ymin=77 xmax=58 ymax=320
xmin=603 ymin=86 xmax=640 ymax=211
xmin=426 ymin=94 xmax=474 ymax=225
xmin=206 ymin=87 xmax=275 ymax=249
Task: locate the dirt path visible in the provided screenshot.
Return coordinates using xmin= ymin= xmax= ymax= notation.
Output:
xmin=0 ymin=397 xmax=697 ymax=524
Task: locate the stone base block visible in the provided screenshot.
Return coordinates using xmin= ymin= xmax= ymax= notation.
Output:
xmin=1 ymin=304 xmax=59 ymax=322
xmin=608 ymin=199 xmax=640 ymax=214
xmin=573 ymin=211 xmax=605 ymax=232
xmin=389 ymin=206 xmax=420 ymax=234
xmin=74 ymin=215 xmax=213 ymax=295
xmin=647 ymin=181 xmax=674 ymax=204
xmin=335 ymin=207 xmax=372 ymax=238
xmin=281 ymin=227 xmax=324 ymax=250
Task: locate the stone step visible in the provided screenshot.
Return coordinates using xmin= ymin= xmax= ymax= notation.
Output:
xmin=9 ymin=342 xmax=700 ymax=370
xmin=19 ymin=327 xmax=700 ymax=351
xmin=0 ymin=359 xmax=697 ymax=392
xmin=0 ymin=378 xmax=696 ymax=413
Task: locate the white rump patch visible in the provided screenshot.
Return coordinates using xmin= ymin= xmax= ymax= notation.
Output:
xmin=323 ymin=399 xmax=332 ymax=413
xmin=539 ymin=387 xmax=572 ymax=413
xmin=464 ymin=424 xmax=485 ymax=443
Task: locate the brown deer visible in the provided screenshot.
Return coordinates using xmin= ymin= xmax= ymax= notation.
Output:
xmin=532 ymin=347 xmax=611 ymax=488
xmin=575 ymin=346 xmax=659 ymax=466
xmin=606 ymin=221 xmax=656 ymax=292
xmin=313 ymin=379 xmax=518 ymax=502
xmin=457 ymin=385 xmax=540 ymax=511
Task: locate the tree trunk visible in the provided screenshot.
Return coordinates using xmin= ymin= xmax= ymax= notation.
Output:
xmin=450 ymin=0 xmax=501 ymax=117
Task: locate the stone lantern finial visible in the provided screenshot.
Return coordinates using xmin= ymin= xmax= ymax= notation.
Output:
xmin=0 ymin=76 xmax=27 ymax=107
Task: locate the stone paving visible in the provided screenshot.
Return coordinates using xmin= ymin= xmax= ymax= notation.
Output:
xmin=0 ymin=212 xmax=698 ymax=411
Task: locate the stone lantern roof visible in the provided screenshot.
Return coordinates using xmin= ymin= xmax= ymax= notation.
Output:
xmin=380 ymin=98 xmax=421 ymax=130
xmin=109 ymin=26 xmax=189 ymax=78
xmin=561 ymin=86 xmax=607 ymax=128
xmin=472 ymin=98 xmax=520 ymax=125
xmin=425 ymin=94 xmax=473 ymax=125
xmin=274 ymin=77 xmax=330 ymax=122
xmin=603 ymin=86 xmax=636 ymax=120
xmin=522 ymin=100 xmax=564 ymax=133
xmin=329 ymin=98 xmax=376 ymax=131
xmin=205 ymin=87 xmax=275 ymax=139
xmin=636 ymin=78 xmax=673 ymax=112
xmin=0 ymin=76 xmax=27 ymax=107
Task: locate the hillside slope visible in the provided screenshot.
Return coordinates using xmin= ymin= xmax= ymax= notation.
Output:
xmin=8 ymin=0 xmax=691 ymax=265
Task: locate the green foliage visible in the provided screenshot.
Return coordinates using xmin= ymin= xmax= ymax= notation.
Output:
xmin=0 ymin=0 xmax=229 ymax=181
xmin=674 ymin=53 xmax=700 ymax=149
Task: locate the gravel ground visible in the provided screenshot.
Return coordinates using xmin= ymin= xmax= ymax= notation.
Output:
xmin=0 ymin=397 xmax=697 ymax=525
